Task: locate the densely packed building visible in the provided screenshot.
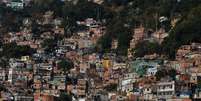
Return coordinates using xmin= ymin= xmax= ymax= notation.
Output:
xmin=0 ymin=0 xmax=201 ymax=101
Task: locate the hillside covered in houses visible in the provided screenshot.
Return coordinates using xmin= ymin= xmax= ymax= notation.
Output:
xmin=0 ymin=0 xmax=201 ymax=101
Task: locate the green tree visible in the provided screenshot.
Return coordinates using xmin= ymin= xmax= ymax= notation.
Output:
xmin=117 ymin=28 xmax=132 ymax=56
xmin=62 ymin=0 xmax=107 ymax=20
xmin=134 ymin=41 xmax=161 ymax=57
xmin=42 ymin=38 xmax=57 ymax=53
xmin=62 ymin=16 xmax=77 ymax=37
xmin=162 ymin=4 xmax=201 ymax=59
xmin=1 ymin=43 xmax=35 ymax=58
xmin=100 ymin=16 xmax=133 ymax=56
xmin=155 ymin=69 xmax=168 ymax=81
xmin=96 ymin=34 xmax=112 ymax=53
xmin=33 ymin=0 xmax=54 ymax=12
xmin=168 ymin=69 xmax=177 ymax=80
xmin=58 ymin=92 xmax=72 ymax=101
xmin=104 ymin=84 xmax=117 ymax=92
xmin=58 ymin=59 xmax=74 ymax=91
xmin=0 ymin=58 xmax=8 ymax=69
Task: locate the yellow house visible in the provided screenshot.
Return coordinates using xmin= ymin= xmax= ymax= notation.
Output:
xmin=21 ymin=56 xmax=30 ymax=61
xmin=102 ymin=58 xmax=112 ymax=69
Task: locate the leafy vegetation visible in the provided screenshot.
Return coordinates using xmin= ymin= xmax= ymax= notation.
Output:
xmin=129 ymin=0 xmax=201 ymax=59
xmin=133 ymin=41 xmax=161 ymax=57
xmin=104 ymin=84 xmax=117 ymax=92
xmin=97 ymin=34 xmax=112 ymax=53
xmin=57 ymin=59 xmax=74 ymax=91
xmin=1 ymin=0 xmax=201 ymax=59
xmin=58 ymin=59 xmax=74 ymax=72
xmin=58 ymin=92 xmax=72 ymax=101
xmin=155 ymin=69 xmax=177 ymax=81
xmin=42 ymin=38 xmax=57 ymax=53
xmin=97 ymin=10 xmax=133 ymax=56
xmin=162 ymin=5 xmax=201 ymax=59
xmin=0 ymin=43 xmax=35 ymax=58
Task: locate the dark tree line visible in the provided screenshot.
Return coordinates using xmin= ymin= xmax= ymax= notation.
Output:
xmin=0 ymin=42 xmax=35 ymax=58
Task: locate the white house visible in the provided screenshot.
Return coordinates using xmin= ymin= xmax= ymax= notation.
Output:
xmin=8 ymin=68 xmax=14 ymax=83
xmin=8 ymin=0 xmax=24 ymax=9
xmin=147 ymin=67 xmax=158 ymax=76
xmin=0 ymin=68 xmax=6 ymax=81
xmin=118 ymin=73 xmax=138 ymax=93
xmin=156 ymin=81 xmax=175 ymax=99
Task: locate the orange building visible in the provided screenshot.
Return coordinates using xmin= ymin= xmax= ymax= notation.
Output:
xmin=34 ymin=92 xmax=54 ymax=101
xmin=102 ymin=58 xmax=112 ymax=69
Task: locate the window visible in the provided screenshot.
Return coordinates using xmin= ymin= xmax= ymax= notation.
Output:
xmin=170 ymin=85 xmax=172 ymax=89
